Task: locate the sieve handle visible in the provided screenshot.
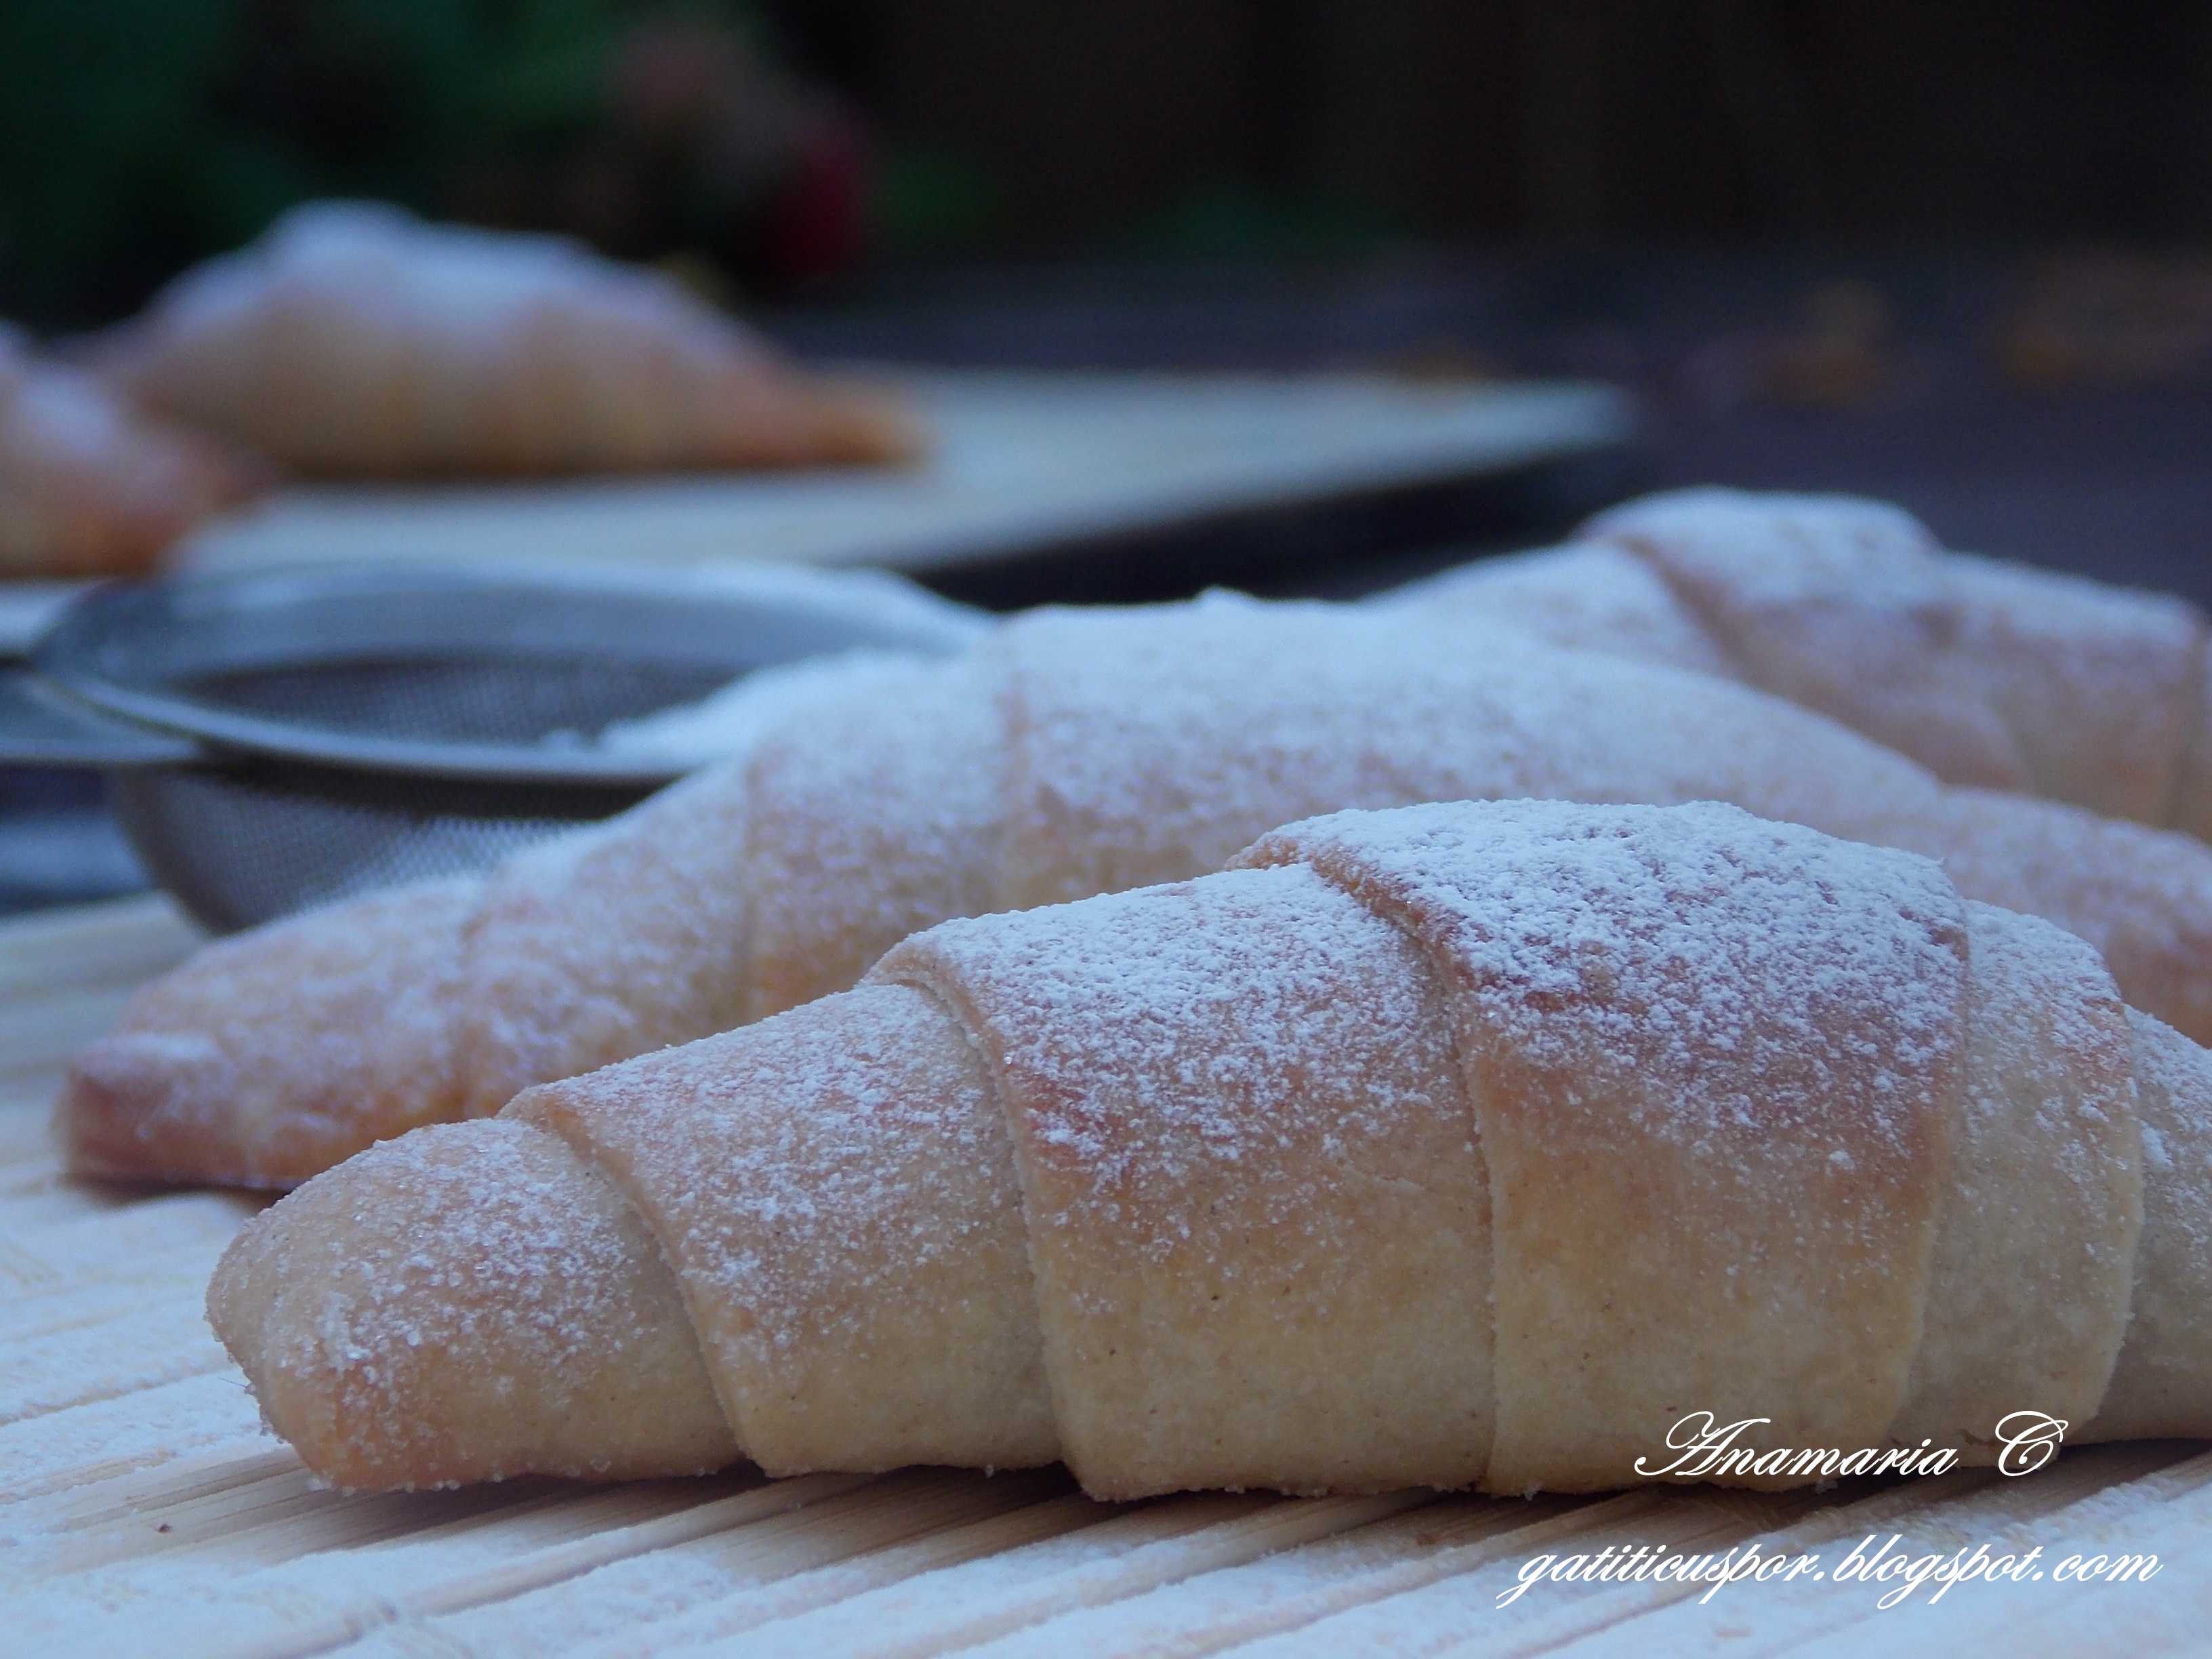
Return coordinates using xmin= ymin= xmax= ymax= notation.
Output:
xmin=0 ymin=581 xmax=84 ymax=659
xmin=0 ymin=581 xmax=205 ymax=766
xmin=0 ymin=670 xmax=205 ymax=768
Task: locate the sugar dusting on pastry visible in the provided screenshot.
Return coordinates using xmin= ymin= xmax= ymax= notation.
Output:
xmin=2095 ymin=1008 xmax=2212 ymax=1437
xmin=1414 ymin=489 xmax=2209 ymax=834
xmin=1390 ymin=539 xmax=1739 ymax=679
xmin=1247 ymin=798 xmax=1967 ymax=1120
xmin=68 ymin=580 xmax=2212 ymax=1195
xmin=1586 ymin=487 xmax=2209 ymax=823
xmin=207 ymin=1116 xmax=736 ymax=1489
xmin=514 ymin=979 xmax=1060 ymax=1476
xmin=994 ymin=594 xmax=1939 ymax=908
xmin=206 ymin=796 xmax=2212 ymax=1499
xmin=888 ymin=862 xmax=1452 ymax=1223
xmin=98 ymin=200 xmax=923 ymax=475
xmin=61 ymin=878 xmax=480 ymax=1187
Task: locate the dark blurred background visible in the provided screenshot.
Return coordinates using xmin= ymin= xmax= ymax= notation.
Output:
xmin=3 ymin=0 xmax=2209 ymax=589
xmin=4 ymin=0 xmax=2209 ymax=913
xmin=8 ymin=3 xmax=2211 ymax=313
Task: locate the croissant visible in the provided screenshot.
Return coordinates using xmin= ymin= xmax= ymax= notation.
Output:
xmin=94 ymin=202 xmax=922 ymax=476
xmin=1407 ymin=487 xmax=2212 ymax=834
xmin=66 ymin=597 xmax=2212 ymax=1190
xmin=0 ymin=323 xmax=261 ymax=574
xmin=208 ymin=797 xmax=2212 ymax=1498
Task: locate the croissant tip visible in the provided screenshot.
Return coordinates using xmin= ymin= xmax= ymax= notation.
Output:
xmin=207 ymin=1204 xmax=383 ymax=1490
xmin=62 ymin=1032 xmax=333 ymax=1191
xmin=794 ymin=380 xmax=933 ymax=468
xmin=60 ymin=1037 xmax=222 ymax=1185
xmin=207 ymin=1120 xmax=747 ymax=1492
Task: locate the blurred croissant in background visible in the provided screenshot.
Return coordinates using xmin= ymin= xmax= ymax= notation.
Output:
xmin=0 ymin=323 xmax=262 ymax=575
xmin=92 ymin=203 xmax=925 ymax=478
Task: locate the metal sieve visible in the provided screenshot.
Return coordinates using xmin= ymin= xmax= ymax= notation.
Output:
xmin=0 ymin=562 xmax=983 ymax=933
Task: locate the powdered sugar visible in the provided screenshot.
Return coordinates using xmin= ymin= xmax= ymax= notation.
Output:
xmin=1243 ymin=798 xmax=1966 ymax=1149
xmin=1889 ymin=900 xmax=2141 ymax=1449
xmin=98 ymin=199 xmax=920 ymax=475
xmin=1389 ymin=540 xmax=1738 ymax=680
xmin=207 ymin=1116 xmax=737 ymax=1488
xmin=62 ymin=877 xmax=480 ymax=1185
xmin=121 ymin=199 xmax=761 ymax=358
xmin=2093 ymin=1008 xmax=2212 ymax=1437
xmin=888 ymin=862 xmax=1458 ymax=1229
xmin=1586 ymin=486 xmax=1943 ymax=606
xmin=736 ymin=655 xmax=1008 ymax=1019
xmin=1240 ymin=799 xmax=1975 ymax=1486
xmin=207 ymin=790 xmax=2212 ymax=1507
xmin=882 ymin=856 xmax=1492 ymax=1495
xmin=519 ymin=981 xmax=1058 ymax=1476
xmin=990 ymin=592 xmax=1938 ymax=911
xmin=1582 ymin=487 xmax=2210 ymax=822
xmin=75 ymin=559 xmax=2212 ymax=1197
xmin=583 ymin=652 xmax=951 ymax=767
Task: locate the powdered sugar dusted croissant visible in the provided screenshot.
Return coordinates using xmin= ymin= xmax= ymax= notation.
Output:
xmin=0 ymin=323 xmax=261 ymax=573
xmin=207 ymin=798 xmax=2212 ymax=1498
xmin=64 ymin=597 xmax=2212 ymax=1189
xmin=94 ymin=202 xmax=920 ymax=476
xmin=1407 ymin=487 xmax=2212 ymax=834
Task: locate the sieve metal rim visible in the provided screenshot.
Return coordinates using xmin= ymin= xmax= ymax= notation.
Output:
xmin=22 ymin=560 xmax=983 ymax=787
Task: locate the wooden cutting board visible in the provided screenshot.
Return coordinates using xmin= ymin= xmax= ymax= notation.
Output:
xmin=3 ymin=898 xmax=2205 ymax=1657
xmin=2 ymin=373 xmax=1626 ymax=648
xmin=170 ymin=371 xmax=1630 ymax=577
xmin=0 ymin=373 xmax=1625 ymax=657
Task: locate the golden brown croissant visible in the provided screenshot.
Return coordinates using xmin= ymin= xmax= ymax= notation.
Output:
xmin=1408 ymin=487 xmax=2212 ymax=833
xmin=0 ymin=323 xmax=261 ymax=574
xmin=208 ymin=798 xmax=2212 ymax=1498
xmin=94 ymin=202 xmax=922 ymax=476
xmin=64 ymin=598 xmax=2212 ymax=1191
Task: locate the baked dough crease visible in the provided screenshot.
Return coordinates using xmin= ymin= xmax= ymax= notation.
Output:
xmin=209 ymin=798 xmax=2212 ymax=1498
xmin=94 ymin=202 xmax=921 ymax=476
xmin=64 ymin=598 xmax=2212 ymax=1187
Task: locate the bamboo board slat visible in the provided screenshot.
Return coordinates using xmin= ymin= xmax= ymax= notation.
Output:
xmin=2 ymin=897 xmax=2205 ymax=1657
